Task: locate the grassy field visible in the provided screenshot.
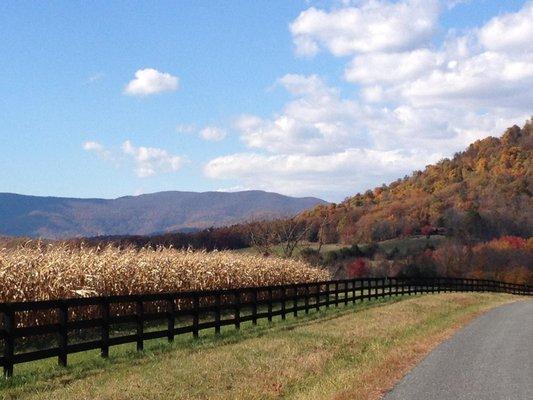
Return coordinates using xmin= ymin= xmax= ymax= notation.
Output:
xmin=370 ymin=235 xmax=445 ymax=255
xmin=0 ymin=292 xmax=519 ymax=400
xmin=234 ymin=242 xmax=347 ymax=257
xmin=236 ymin=235 xmax=445 ymax=258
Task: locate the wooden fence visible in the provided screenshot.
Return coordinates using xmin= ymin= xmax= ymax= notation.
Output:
xmin=1 ymin=277 xmax=530 ymax=377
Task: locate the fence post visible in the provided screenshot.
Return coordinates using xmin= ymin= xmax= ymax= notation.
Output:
xmin=3 ymin=305 xmax=14 ymax=378
xmin=352 ymin=279 xmax=356 ymax=304
xmin=335 ymin=282 xmax=339 ymax=307
xmin=193 ymin=293 xmax=200 ymax=338
xmin=215 ymin=293 xmax=221 ymax=334
xmin=234 ymin=290 xmax=241 ymax=329
xmin=252 ymin=289 xmax=258 ymax=325
xmin=58 ymin=302 xmax=68 ymax=367
xmin=100 ymin=299 xmax=110 ymax=358
xmin=167 ymin=296 xmax=175 ymax=342
xmin=281 ymin=287 xmax=286 ymax=320
xmin=344 ymin=281 xmax=349 ymax=305
xmin=267 ymin=288 xmax=273 ymax=322
xmin=136 ymin=299 xmax=144 ymax=351
xmin=316 ymin=283 xmax=320 ymax=311
xmin=293 ymin=285 xmax=298 ymax=317
xmin=396 ymin=279 xmax=400 ymax=296
xmin=304 ymin=283 xmax=309 ymax=314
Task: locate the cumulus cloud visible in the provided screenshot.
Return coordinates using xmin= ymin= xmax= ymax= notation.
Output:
xmin=204 ymin=1 xmax=533 ymax=200
xmin=345 ymin=49 xmax=443 ymax=85
xmin=401 ymin=51 xmax=533 ymax=108
xmin=205 ymin=148 xmax=443 ymax=198
xmin=290 ymin=0 xmax=440 ymax=56
xmin=338 ymin=3 xmax=533 ymax=110
xmin=478 ymin=3 xmax=533 ymax=53
xmin=199 ymin=126 xmax=227 ymax=142
xmin=236 ymin=74 xmax=369 ymax=155
xmin=124 ymin=68 xmax=179 ymax=96
xmin=122 ymin=140 xmax=183 ymax=177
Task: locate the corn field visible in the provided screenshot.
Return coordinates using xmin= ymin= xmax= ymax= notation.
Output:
xmin=0 ymin=243 xmax=329 ymax=303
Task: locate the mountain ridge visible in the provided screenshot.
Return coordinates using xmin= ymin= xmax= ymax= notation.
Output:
xmin=301 ymin=119 xmax=532 ymax=243
xmin=0 ymin=190 xmax=327 ymax=239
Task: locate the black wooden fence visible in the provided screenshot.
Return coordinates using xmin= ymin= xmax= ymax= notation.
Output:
xmin=1 ymin=277 xmax=530 ymax=377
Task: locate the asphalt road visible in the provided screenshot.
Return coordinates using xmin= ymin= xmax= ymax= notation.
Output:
xmin=384 ymin=300 xmax=533 ymax=400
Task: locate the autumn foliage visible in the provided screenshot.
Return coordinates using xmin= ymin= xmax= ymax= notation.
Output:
xmin=346 ymin=258 xmax=370 ymax=278
xmin=301 ymin=119 xmax=532 ymax=244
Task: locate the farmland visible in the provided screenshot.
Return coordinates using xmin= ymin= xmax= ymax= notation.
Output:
xmin=0 ymin=244 xmax=328 ymax=303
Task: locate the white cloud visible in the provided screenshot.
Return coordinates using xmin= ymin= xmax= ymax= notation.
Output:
xmin=199 ymin=126 xmax=227 ymax=142
xmin=236 ymin=74 xmax=369 ymax=155
xmin=345 ymin=49 xmax=443 ymax=85
xmin=401 ymin=51 xmax=533 ymax=108
xmin=83 ymin=141 xmax=112 ymax=160
xmin=204 ymin=148 xmax=443 ymax=198
xmin=204 ymin=1 xmax=533 ymax=200
xmin=478 ymin=3 xmax=533 ymax=53
xmin=124 ymin=68 xmax=179 ymax=96
xmin=290 ymin=0 xmax=440 ymax=56
xmin=122 ymin=140 xmax=183 ymax=177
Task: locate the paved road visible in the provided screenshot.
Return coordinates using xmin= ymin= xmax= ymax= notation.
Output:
xmin=384 ymin=300 xmax=533 ymax=400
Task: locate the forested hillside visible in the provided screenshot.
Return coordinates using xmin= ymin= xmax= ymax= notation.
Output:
xmin=302 ymin=120 xmax=532 ymax=244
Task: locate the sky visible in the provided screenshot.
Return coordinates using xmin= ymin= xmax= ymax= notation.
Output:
xmin=0 ymin=0 xmax=531 ymax=202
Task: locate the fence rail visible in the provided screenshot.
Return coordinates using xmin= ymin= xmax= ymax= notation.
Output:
xmin=1 ymin=277 xmax=530 ymax=377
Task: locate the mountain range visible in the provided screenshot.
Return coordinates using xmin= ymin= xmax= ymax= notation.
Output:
xmin=0 ymin=190 xmax=327 ymax=239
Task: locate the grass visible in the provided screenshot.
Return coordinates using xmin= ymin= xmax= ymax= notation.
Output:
xmin=236 ymin=235 xmax=445 ymax=259
xmin=235 ymin=242 xmax=346 ymax=257
xmin=0 ymin=292 xmax=520 ymax=400
xmin=371 ymin=235 xmax=445 ymax=256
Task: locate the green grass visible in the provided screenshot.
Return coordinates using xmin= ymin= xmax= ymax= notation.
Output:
xmin=371 ymin=235 xmax=445 ymax=256
xmin=235 ymin=235 xmax=445 ymax=259
xmin=233 ymin=242 xmax=346 ymax=257
xmin=0 ymin=292 xmax=518 ymax=400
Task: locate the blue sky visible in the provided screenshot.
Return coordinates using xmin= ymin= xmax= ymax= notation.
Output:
xmin=1 ymin=1 xmax=531 ymax=202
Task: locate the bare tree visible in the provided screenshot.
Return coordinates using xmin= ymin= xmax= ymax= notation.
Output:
xmin=273 ymin=217 xmax=310 ymax=258
xmin=247 ymin=220 xmax=277 ymax=256
xmin=316 ymin=213 xmax=331 ymax=254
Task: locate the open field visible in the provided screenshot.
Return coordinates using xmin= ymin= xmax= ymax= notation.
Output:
xmin=366 ymin=235 xmax=445 ymax=255
xmin=235 ymin=235 xmax=445 ymax=259
xmin=0 ymin=293 xmax=520 ymax=400
xmin=0 ymin=244 xmax=328 ymax=303
xmin=233 ymin=242 xmax=347 ymax=256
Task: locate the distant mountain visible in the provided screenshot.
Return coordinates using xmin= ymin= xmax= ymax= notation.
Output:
xmin=301 ymin=120 xmax=533 ymax=243
xmin=0 ymin=190 xmax=327 ymax=239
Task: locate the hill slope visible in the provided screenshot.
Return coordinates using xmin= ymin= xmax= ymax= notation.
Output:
xmin=302 ymin=120 xmax=532 ymax=243
xmin=0 ymin=190 xmax=326 ymax=238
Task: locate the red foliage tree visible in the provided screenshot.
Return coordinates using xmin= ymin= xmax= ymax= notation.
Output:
xmin=346 ymin=258 xmax=371 ymax=278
